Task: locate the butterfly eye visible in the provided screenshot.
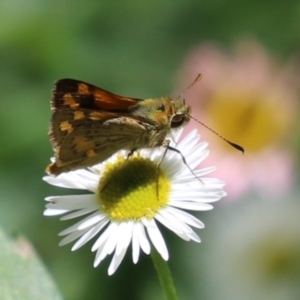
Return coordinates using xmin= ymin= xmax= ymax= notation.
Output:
xmin=171 ymin=114 xmax=185 ymax=128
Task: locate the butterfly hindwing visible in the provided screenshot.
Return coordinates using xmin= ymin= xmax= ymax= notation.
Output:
xmin=47 ymin=108 xmax=148 ymax=175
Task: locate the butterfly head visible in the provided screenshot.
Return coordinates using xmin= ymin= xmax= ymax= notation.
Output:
xmin=170 ymin=98 xmax=191 ymax=129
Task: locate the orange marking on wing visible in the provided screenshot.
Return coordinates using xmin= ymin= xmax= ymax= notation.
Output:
xmin=60 ymin=121 xmax=74 ymax=134
xmin=93 ymin=88 xmax=140 ymax=111
xmin=86 ymin=149 xmax=97 ymax=158
xmin=73 ymin=136 xmax=95 ymax=152
xmin=63 ymin=93 xmax=79 ymax=108
xmin=88 ymin=111 xmax=119 ymax=121
xmin=74 ymin=110 xmax=85 ymax=120
xmin=78 ymin=83 xmax=90 ymax=95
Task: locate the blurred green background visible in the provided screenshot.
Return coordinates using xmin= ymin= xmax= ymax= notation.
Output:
xmin=1 ymin=1 xmax=299 ymax=299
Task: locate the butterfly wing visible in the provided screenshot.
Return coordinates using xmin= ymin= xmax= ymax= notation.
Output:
xmin=47 ymin=108 xmax=148 ymax=175
xmin=47 ymin=79 xmax=147 ymax=175
xmin=51 ymin=78 xmax=141 ymax=111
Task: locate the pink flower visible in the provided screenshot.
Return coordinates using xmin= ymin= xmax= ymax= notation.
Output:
xmin=176 ymin=41 xmax=298 ymax=200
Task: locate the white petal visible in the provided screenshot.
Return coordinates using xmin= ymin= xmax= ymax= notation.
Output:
xmin=171 ymin=127 xmax=185 ymax=144
xmin=60 ymin=208 xmax=96 ymax=220
xmin=115 ymin=222 xmax=133 ymax=256
xmin=94 ymin=242 xmax=107 ymax=267
xmin=185 ymin=141 xmax=208 ymax=157
xmin=187 ymin=151 xmax=211 ymax=169
xmin=159 ymin=209 xmax=193 ymax=232
xmin=201 ymin=177 xmax=226 ymax=185
xmin=170 ymin=201 xmax=213 ymax=211
xmin=171 ymin=168 xmax=216 ymax=183
xmin=93 ymin=223 xmax=119 ymax=267
xmin=59 ymin=221 xmax=86 ymax=236
xmin=166 ymin=206 xmax=204 ymax=228
xmin=45 ymin=194 xmax=95 ymax=204
xmin=106 ymin=225 xmax=124 ymax=256
xmin=108 ymin=246 xmax=127 ymax=276
xmin=92 ymin=222 xmax=115 ymax=252
xmin=135 ymin=222 xmax=151 ymax=255
xmin=45 ymin=202 xmax=96 ymax=211
xmin=71 ymin=172 xmax=99 ymax=193
xmin=44 ymin=208 xmax=68 ymax=216
xmin=143 ymin=218 xmax=169 ymax=261
xmin=170 ymin=192 xmax=224 ymax=203
xmin=162 ymin=158 xmax=182 ymax=177
xmin=96 ymin=223 xmax=120 ymax=260
xmin=45 ymin=194 xmax=96 ymax=210
xmin=155 ymin=210 xmax=200 ymax=242
xmin=155 ymin=212 xmax=187 ymax=240
xmin=186 ymin=231 xmax=201 ymax=242
xmin=169 ymin=190 xmax=215 ymax=198
xmin=43 ymin=174 xmax=88 ymax=190
xmin=106 ymin=222 xmax=133 ymax=273
xmin=132 ymin=224 xmax=140 ymax=264
xmin=71 ymin=218 xmax=109 ymax=251
xmin=78 ymin=213 xmax=106 ymax=230
xmin=177 ymin=129 xmax=199 ymax=149
xmin=58 ymin=212 xmax=102 ymax=235
xmin=59 ymin=228 xmax=90 ymax=246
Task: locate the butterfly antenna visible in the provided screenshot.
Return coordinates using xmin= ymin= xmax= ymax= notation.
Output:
xmin=177 ymin=74 xmax=202 ymax=99
xmin=177 ymin=73 xmax=244 ymax=153
xmin=189 ymin=115 xmax=244 ymax=153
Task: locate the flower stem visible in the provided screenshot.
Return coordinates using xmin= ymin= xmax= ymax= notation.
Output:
xmin=150 ymin=249 xmax=179 ymax=300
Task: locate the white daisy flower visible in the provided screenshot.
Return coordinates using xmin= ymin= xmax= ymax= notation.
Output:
xmin=43 ymin=129 xmax=226 ymax=275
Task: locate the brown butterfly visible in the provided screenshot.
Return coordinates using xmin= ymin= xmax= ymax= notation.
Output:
xmin=46 ymin=78 xmax=194 ymax=175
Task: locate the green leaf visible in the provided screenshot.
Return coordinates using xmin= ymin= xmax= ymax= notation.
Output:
xmin=0 ymin=227 xmax=62 ymax=300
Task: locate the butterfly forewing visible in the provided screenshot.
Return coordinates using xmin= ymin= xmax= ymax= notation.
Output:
xmin=51 ymin=79 xmax=141 ymax=111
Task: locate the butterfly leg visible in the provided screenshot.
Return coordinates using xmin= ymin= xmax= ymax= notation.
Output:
xmin=166 ymin=145 xmax=204 ymax=185
xmin=154 ymin=140 xmax=171 ymax=201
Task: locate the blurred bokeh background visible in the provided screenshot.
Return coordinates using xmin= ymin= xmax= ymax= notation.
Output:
xmin=1 ymin=1 xmax=299 ymax=299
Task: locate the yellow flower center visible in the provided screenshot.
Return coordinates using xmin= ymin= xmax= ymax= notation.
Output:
xmin=97 ymin=154 xmax=171 ymax=221
xmin=206 ymin=90 xmax=290 ymax=152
